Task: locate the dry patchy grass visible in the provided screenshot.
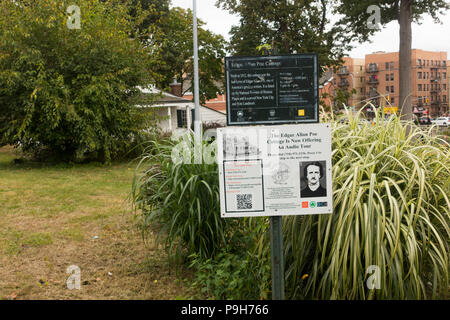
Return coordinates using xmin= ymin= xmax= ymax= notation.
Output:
xmin=0 ymin=146 xmax=201 ymax=300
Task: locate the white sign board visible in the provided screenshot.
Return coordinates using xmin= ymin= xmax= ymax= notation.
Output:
xmin=217 ymin=124 xmax=332 ymax=218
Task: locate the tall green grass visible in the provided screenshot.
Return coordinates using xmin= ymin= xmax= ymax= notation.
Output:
xmin=283 ymin=110 xmax=449 ymax=299
xmin=131 ymin=134 xmax=240 ymax=262
xmin=132 ymin=110 xmax=449 ymax=299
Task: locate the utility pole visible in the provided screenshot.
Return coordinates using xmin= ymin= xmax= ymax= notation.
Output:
xmin=193 ymin=0 xmax=202 ymax=141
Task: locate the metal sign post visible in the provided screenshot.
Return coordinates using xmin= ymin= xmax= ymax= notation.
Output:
xmin=270 ymin=216 xmax=285 ymax=300
xmin=192 ymin=0 xmax=202 ymax=142
xmin=219 ymin=54 xmax=327 ymax=301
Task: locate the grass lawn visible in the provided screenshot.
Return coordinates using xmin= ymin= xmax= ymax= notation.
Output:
xmin=0 ymin=145 xmax=199 ymax=300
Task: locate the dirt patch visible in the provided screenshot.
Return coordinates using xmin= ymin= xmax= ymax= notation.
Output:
xmin=0 ymin=212 xmax=198 ymax=300
xmin=0 ymin=146 xmax=201 ymax=300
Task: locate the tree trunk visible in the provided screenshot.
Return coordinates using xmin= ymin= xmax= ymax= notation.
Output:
xmin=399 ymin=0 xmax=413 ymax=120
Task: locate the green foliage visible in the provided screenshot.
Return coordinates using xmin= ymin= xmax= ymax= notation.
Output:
xmin=149 ymin=7 xmax=226 ymax=103
xmin=132 ymin=109 xmax=449 ymax=300
xmin=216 ymin=0 xmax=348 ymax=70
xmin=131 ymin=133 xmax=230 ymax=262
xmin=0 ymin=0 xmax=156 ymax=162
xmin=131 ymin=132 xmax=271 ymax=299
xmin=282 ymin=109 xmax=449 ymax=299
xmin=189 ymin=249 xmax=271 ymax=300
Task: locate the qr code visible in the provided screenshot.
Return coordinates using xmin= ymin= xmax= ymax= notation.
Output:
xmin=237 ymin=194 xmax=252 ymax=210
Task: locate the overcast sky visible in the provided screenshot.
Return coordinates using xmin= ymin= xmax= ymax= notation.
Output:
xmin=171 ymin=0 xmax=450 ymax=59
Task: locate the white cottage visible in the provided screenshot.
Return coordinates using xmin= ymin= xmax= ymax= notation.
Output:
xmin=137 ymin=85 xmax=226 ymax=134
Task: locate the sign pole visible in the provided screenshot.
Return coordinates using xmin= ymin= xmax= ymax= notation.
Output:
xmin=221 ymin=53 xmax=323 ymax=301
xmin=192 ymin=0 xmax=202 ymax=142
xmin=270 ymin=216 xmax=285 ymax=300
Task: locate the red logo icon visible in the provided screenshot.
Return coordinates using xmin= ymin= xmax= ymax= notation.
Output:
xmin=302 ymin=201 xmax=309 ymax=208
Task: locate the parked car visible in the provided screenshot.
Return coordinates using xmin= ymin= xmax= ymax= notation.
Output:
xmin=434 ymin=117 xmax=450 ymax=126
xmin=419 ymin=117 xmax=432 ymax=125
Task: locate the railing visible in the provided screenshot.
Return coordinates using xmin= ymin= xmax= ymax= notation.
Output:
xmin=430 ymin=65 xmax=446 ymax=70
xmin=367 ymin=78 xmax=379 ymax=84
xmin=338 ymin=80 xmax=350 ymax=87
xmin=366 ymin=67 xmax=379 ymax=73
xmin=337 ymin=69 xmax=349 ymax=75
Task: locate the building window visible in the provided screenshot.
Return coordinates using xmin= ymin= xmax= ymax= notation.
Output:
xmin=444 ymin=84 xmax=447 ymax=91
xmin=444 ymin=72 xmax=447 ymax=79
xmin=390 ymin=62 xmax=394 ymax=69
xmin=391 ymin=86 xmax=394 ymax=93
xmin=418 ymin=96 xmax=422 ymax=103
xmin=444 ymin=95 xmax=447 ymax=102
xmin=386 ymin=86 xmax=390 ymax=93
xmin=431 ymin=60 xmax=434 ymax=66
xmin=418 ymin=84 xmax=422 ymax=91
xmin=418 ymin=72 xmax=422 ymax=79
xmin=391 ymin=97 xmax=395 ymax=104
xmin=443 ymin=61 xmax=447 ymax=67
xmin=385 ymin=62 xmax=389 ymax=70
xmin=418 ymin=59 xmax=422 ymax=66
xmin=386 ymin=73 xmax=389 ymax=81
xmin=360 ymin=66 xmax=363 ymax=71
xmin=176 ymin=110 xmax=187 ymax=128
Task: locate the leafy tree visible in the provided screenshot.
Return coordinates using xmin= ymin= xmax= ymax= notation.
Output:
xmin=216 ymin=0 xmax=350 ymax=71
xmin=150 ymin=7 xmax=227 ymax=103
xmin=0 ymin=0 xmax=156 ymax=162
xmin=127 ymin=0 xmax=170 ymax=40
xmin=335 ymin=0 xmax=450 ymax=120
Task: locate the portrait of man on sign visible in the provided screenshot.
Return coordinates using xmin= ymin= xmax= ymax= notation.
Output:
xmin=300 ymin=161 xmax=327 ymax=198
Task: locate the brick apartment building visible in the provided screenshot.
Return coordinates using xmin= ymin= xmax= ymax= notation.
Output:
xmin=335 ymin=57 xmax=366 ymax=107
xmin=323 ymin=50 xmax=449 ymax=118
xmin=448 ymin=60 xmax=450 ymax=115
xmin=365 ymin=50 xmax=448 ymax=117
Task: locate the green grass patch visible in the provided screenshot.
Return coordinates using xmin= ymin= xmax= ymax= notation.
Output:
xmin=0 ymin=229 xmax=53 ymax=255
xmin=0 ymin=145 xmax=137 ymax=254
xmin=58 ymin=228 xmax=85 ymax=241
xmin=22 ymin=232 xmax=53 ymax=247
xmin=69 ymin=213 xmax=109 ymax=225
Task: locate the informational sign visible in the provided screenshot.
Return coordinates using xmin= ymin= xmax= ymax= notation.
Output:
xmin=225 ymin=54 xmax=319 ymax=126
xmin=217 ymin=124 xmax=332 ymax=218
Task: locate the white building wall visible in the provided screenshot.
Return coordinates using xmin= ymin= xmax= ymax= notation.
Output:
xmin=200 ymin=106 xmax=226 ymax=125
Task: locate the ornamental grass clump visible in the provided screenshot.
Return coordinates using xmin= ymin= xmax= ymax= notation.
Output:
xmin=283 ymin=109 xmax=449 ymax=299
xmin=131 ymin=133 xmax=239 ymax=263
xmin=132 ymin=109 xmax=448 ymax=300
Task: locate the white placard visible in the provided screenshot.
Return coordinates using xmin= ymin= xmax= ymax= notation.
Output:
xmin=217 ymin=124 xmax=333 ymax=218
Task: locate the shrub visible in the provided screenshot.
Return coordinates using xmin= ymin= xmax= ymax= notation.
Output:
xmin=189 ymin=248 xmax=271 ymax=300
xmin=0 ymin=0 xmax=157 ymax=162
xmin=132 ymin=133 xmax=233 ymax=262
xmin=283 ymin=110 xmax=449 ymax=299
xmin=132 ymin=109 xmax=449 ymax=300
